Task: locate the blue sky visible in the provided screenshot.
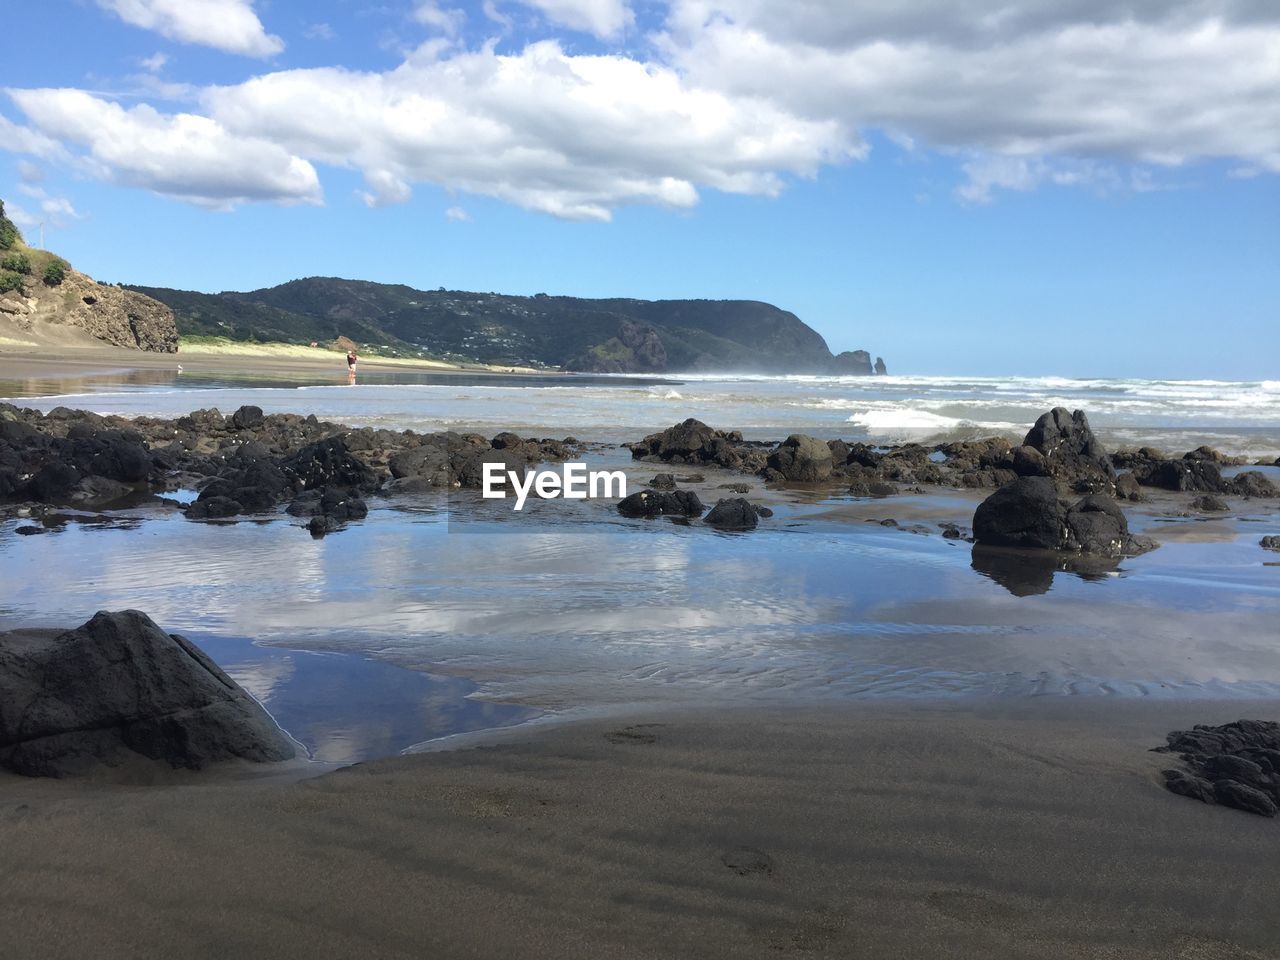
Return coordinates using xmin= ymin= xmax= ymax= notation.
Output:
xmin=2 ymin=0 xmax=1277 ymax=378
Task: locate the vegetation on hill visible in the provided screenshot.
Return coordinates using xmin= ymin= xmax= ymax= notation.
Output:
xmin=131 ymin=276 xmax=883 ymax=373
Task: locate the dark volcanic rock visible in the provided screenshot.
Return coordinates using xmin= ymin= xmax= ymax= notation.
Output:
xmin=285 ymin=436 xmax=379 ymax=492
xmin=972 ymin=477 xmax=1066 ymax=550
xmin=0 ymin=610 xmax=295 ymax=777
xmin=1133 ymin=458 xmax=1228 ymax=493
xmin=1232 ymin=471 xmax=1278 ymax=499
xmin=617 ymin=489 xmax=704 ymax=519
xmin=1190 ymin=495 xmax=1230 ymax=512
xmin=231 ymin=405 xmax=265 ymax=430
xmin=973 ymin=477 xmax=1153 ymax=557
xmin=1022 ymin=407 xmax=1115 ymax=491
xmin=766 ymin=434 xmax=833 ymax=482
xmin=627 ymin=419 xmax=749 ymax=470
xmin=1262 ymin=536 xmax=1280 ymax=551
xmin=1156 ymin=719 xmax=1280 ymax=818
xmin=704 ymin=497 xmax=772 ymax=530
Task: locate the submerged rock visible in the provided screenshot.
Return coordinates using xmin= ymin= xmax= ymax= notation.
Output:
xmin=0 ymin=610 xmax=295 ymax=777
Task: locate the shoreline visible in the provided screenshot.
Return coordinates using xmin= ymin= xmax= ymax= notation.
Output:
xmin=3 ymin=696 xmax=1279 ymax=958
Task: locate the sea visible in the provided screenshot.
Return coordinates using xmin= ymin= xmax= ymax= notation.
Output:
xmin=2 ymin=367 xmax=1278 ymax=764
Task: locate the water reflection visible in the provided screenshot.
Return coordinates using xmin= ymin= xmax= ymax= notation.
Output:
xmin=970 ymin=545 xmax=1120 ymax=597
xmin=168 ymin=633 xmax=532 ymax=764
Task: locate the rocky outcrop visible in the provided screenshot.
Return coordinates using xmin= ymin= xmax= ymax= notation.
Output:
xmin=0 ymin=261 xmax=177 ymax=353
xmin=0 ymin=402 xmax=580 ymax=533
xmin=830 ymin=350 xmax=873 ymax=375
xmin=1156 ymin=720 xmax=1280 ymax=818
xmin=1021 ymin=408 xmax=1115 ymax=492
xmin=0 ymin=610 xmax=295 ymax=777
xmin=764 ymin=435 xmax=833 ymax=482
xmin=874 ymin=357 xmax=887 ymax=376
xmin=972 ymin=476 xmax=1155 ymax=557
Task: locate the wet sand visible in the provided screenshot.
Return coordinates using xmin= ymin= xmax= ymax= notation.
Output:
xmin=2 ymin=698 xmax=1277 ymax=959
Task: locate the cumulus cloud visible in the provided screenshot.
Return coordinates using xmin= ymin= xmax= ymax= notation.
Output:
xmin=96 ymin=0 xmax=283 ymax=57
xmin=661 ymin=0 xmax=1280 ymax=185
xmin=513 ymin=0 xmax=634 ymax=39
xmin=5 ymin=1 xmax=1278 ymax=217
xmin=5 ymin=89 xmax=321 ymax=209
xmin=17 ymin=184 xmax=83 ymax=226
xmin=198 ymin=41 xmax=855 ymax=220
xmin=445 ymin=205 xmax=471 ymax=221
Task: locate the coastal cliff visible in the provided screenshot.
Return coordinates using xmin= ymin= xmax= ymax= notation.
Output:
xmin=0 ymin=200 xmax=177 ymax=353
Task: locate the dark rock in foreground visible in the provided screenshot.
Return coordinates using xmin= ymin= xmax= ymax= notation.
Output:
xmin=0 ymin=610 xmax=296 ymax=777
xmin=617 ymin=489 xmax=705 ymax=519
xmin=1263 ymin=536 xmax=1280 ymax=551
xmin=972 ymin=476 xmax=1155 ymax=557
xmin=704 ymin=497 xmax=773 ymax=531
xmin=1156 ymin=720 xmax=1280 ymax=818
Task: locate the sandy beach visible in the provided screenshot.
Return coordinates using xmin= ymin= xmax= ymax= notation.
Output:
xmin=2 ymin=698 xmax=1277 ymax=959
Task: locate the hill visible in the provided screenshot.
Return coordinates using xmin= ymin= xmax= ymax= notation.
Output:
xmin=0 ymin=200 xmax=177 ymax=353
xmin=129 ymin=276 xmax=886 ymax=374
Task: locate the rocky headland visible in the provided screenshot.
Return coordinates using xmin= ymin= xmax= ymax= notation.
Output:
xmin=0 ymin=201 xmax=177 ymax=353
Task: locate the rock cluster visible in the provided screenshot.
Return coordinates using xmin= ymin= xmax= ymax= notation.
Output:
xmin=0 ymin=401 xmax=579 ymax=534
xmin=1156 ymin=720 xmax=1280 ymax=818
xmin=628 ymin=409 xmax=1277 ymax=503
xmin=0 ymin=610 xmax=295 ymax=777
xmin=971 ymin=476 xmax=1155 ymax=556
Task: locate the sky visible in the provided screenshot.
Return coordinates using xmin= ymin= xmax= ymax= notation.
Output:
xmin=1 ymin=0 xmax=1277 ymax=378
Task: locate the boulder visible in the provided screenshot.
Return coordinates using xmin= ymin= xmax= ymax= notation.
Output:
xmin=0 ymin=610 xmax=295 ymax=777
xmin=973 ymin=477 xmax=1153 ymax=556
xmin=971 ymin=477 xmax=1066 ymax=550
xmin=1232 ymin=471 xmax=1278 ymax=499
xmin=230 ymin=405 xmax=265 ymax=431
xmin=1133 ymin=459 xmax=1229 ymax=493
xmin=766 ymin=435 xmax=834 ymax=482
xmin=1263 ymin=536 xmax=1280 ymax=551
xmin=1190 ymin=495 xmax=1229 ymax=512
xmin=704 ymin=497 xmax=772 ymax=530
xmin=617 ymin=489 xmax=704 ymax=519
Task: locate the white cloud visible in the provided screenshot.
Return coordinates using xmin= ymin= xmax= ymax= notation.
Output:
xmin=198 ymin=40 xmax=854 ymax=220
xmin=414 ymin=2 xmax=466 ymax=38
xmin=139 ymin=51 xmax=169 ymax=73
xmin=514 ymin=0 xmax=633 ymax=39
xmin=444 ymin=205 xmax=471 ymax=221
xmin=7 ymin=1 xmax=1278 ymax=219
xmin=96 ymin=0 xmax=283 ymax=57
xmin=305 ymin=23 xmax=336 ymax=42
xmin=18 ymin=184 xmax=83 ymax=226
xmin=6 ymin=89 xmax=321 ymax=209
xmin=661 ymin=1 xmax=1280 ymax=190
xmin=16 ymin=160 xmax=45 ymax=183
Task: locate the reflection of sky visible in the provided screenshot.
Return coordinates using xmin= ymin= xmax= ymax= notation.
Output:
xmin=2 ymin=498 xmax=1279 ymax=711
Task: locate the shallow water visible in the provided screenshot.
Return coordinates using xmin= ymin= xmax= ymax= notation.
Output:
xmin=1 ymin=372 xmax=1278 ymax=758
xmin=6 ymin=370 xmax=1280 ymax=457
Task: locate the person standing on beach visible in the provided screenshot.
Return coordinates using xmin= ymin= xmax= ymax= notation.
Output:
xmin=346 ymin=349 xmax=358 ymax=382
